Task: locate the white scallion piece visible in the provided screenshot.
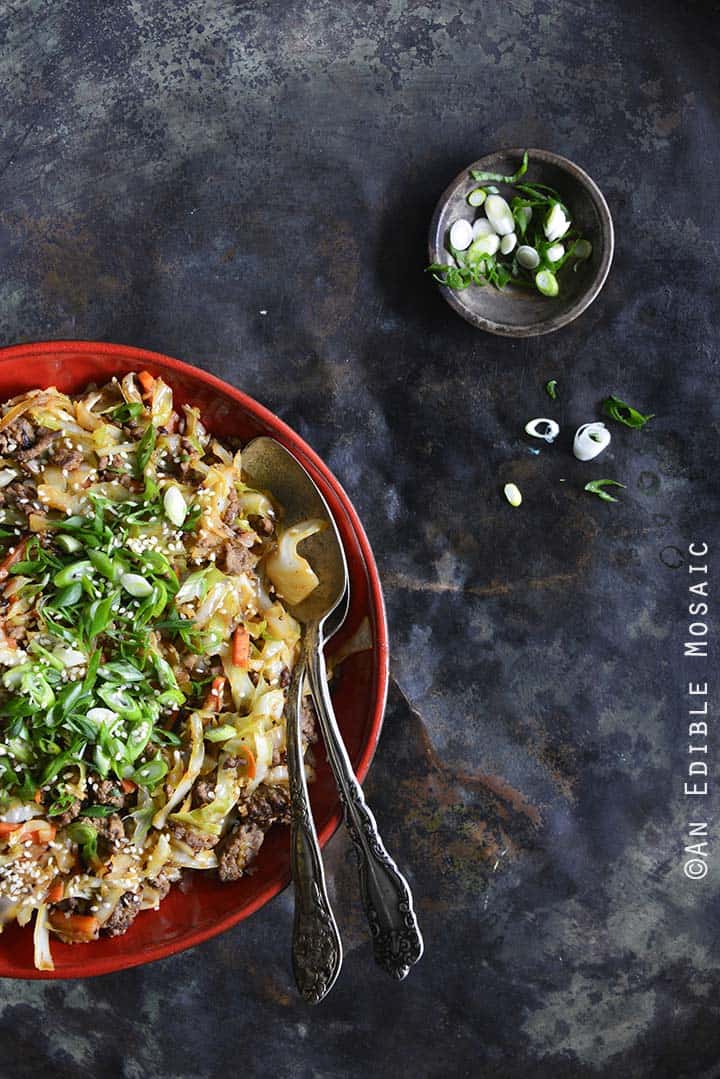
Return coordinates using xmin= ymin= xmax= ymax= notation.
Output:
xmin=516 ymin=245 xmax=540 ymax=269
xmin=449 ymin=219 xmax=473 ymax=251
xmin=484 ymin=194 xmax=515 ymax=235
xmin=52 ymin=647 xmax=87 ymax=668
xmin=573 ymin=422 xmax=611 ymax=461
xmin=503 ymin=483 xmax=522 ymax=507
xmin=524 ymin=418 xmax=560 ymax=443
xmin=573 ymin=238 xmax=592 ymax=260
xmin=472 ymin=218 xmax=495 ymax=240
xmin=163 ymin=484 xmax=187 ymax=527
xmin=468 ymin=233 xmax=499 ymax=258
xmin=544 ymin=203 xmax=570 ymax=242
xmin=500 ymin=233 xmax=517 ymax=255
xmin=535 ymin=269 xmax=559 ymax=297
xmin=467 ymin=187 xmax=486 ymax=207
xmin=120 ymin=572 xmax=154 ymax=598
xmin=546 ymin=242 xmax=565 ymax=263
xmin=87 ymin=707 xmax=119 ymax=726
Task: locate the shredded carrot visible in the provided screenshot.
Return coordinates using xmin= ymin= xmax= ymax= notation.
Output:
xmin=231 ymin=626 xmax=250 ymax=668
xmin=235 ymin=744 xmax=256 ymax=780
xmin=120 ymin=778 xmax=137 ymax=794
xmin=0 ymin=821 xmax=22 ymax=836
xmin=0 ymin=536 xmax=28 ymax=583
xmin=46 ymin=880 xmax=64 ymax=904
xmin=203 ymin=675 xmax=226 ymax=712
xmin=48 ymin=912 xmax=100 ymax=942
xmin=20 ymin=820 xmax=56 ymax=843
xmin=137 ymin=370 xmax=155 ymax=398
xmin=33 ymin=789 xmax=43 ymax=805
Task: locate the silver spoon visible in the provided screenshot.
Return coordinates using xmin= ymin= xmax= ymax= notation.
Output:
xmin=242 ymin=437 xmax=423 ymax=987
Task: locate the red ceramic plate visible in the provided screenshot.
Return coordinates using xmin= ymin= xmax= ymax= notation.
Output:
xmin=0 ymin=340 xmax=388 ymax=979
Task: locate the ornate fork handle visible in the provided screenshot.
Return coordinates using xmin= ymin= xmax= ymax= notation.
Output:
xmin=287 ymin=647 xmax=342 ymax=1003
xmin=306 ymin=622 xmax=424 ymax=980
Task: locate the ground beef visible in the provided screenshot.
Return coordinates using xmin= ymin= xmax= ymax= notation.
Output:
xmin=54 ymin=799 xmax=82 ymax=827
xmin=93 ymin=779 xmax=127 ymax=809
xmin=279 ymin=666 xmax=291 ymax=688
xmin=222 ymin=541 xmax=256 ymax=575
xmin=0 ymin=416 xmax=35 ymax=455
xmin=150 ymin=870 xmax=173 ymax=902
xmin=243 ymin=784 xmax=291 ymax=828
xmin=15 ymin=429 xmax=57 ymax=464
xmin=217 ymin=822 xmax=265 ymax=882
xmin=101 ymin=891 xmax=141 ymax=937
xmin=248 ymin=513 xmax=274 ymax=536
xmin=89 ymin=812 xmax=125 ymax=843
xmin=222 ymin=488 xmax=241 ymax=525
xmin=4 ymin=479 xmax=38 ymax=510
xmin=51 ymin=444 xmax=84 ymax=470
xmin=192 ymin=779 xmax=216 ymax=807
xmin=169 ymin=821 xmax=218 ymax=851
xmin=301 ymin=696 xmax=318 ymax=745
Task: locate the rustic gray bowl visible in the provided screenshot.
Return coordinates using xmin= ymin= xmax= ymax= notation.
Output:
xmin=428 ymin=148 xmax=614 ymax=337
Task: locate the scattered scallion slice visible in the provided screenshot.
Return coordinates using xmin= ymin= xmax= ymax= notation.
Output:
xmin=545 ymin=379 xmax=558 ymax=400
xmin=503 ymin=483 xmax=522 ymax=507
xmin=602 ymin=395 xmax=655 ymax=429
xmin=584 ymin=479 xmax=626 ymax=503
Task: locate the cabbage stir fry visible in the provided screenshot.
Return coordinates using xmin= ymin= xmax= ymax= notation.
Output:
xmin=0 ymin=373 xmax=323 ymax=970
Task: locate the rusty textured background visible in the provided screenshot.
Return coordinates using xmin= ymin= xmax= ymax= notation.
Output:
xmin=1 ymin=2 xmax=719 ymax=1076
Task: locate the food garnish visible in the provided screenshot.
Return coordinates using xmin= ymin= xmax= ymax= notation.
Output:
xmin=0 ymin=373 xmax=321 ymax=970
xmin=429 ymin=151 xmax=592 ymax=297
xmin=584 ymin=478 xmax=626 ymax=503
xmin=524 ymin=418 xmax=559 ymax=444
xmin=573 ymin=422 xmax=611 ymax=461
xmin=602 ymin=395 xmax=654 ymax=429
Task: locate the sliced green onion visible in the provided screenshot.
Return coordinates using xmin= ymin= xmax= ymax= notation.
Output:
xmin=535 ymin=269 xmax=559 ymax=297
xmin=545 ymin=379 xmax=558 ymax=400
xmin=484 ymin=194 xmax=515 ymax=236
xmin=471 ymin=150 xmax=529 ymax=184
xmin=204 ymin=724 xmax=239 ymax=743
xmin=163 ymin=485 xmax=187 ymax=528
xmin=516 ymin=245 xmax=539 ymax=269
xmin=51 ymin=582 xmax=83 ymax=607
xmin=584 ymin=479 xmax=626 ymax=503
xmin=133 ymin=758 xmax=168 ymax=787
xmin=135 ymin=423 xmax=156 ymax=477
xmin=89 ymin=549 xmax=118 ymax=582
xmin=120 ymin=572 xmax=153 ymax=598
xmin=467 ymin=187 xmax=486 ymax=207
xmin=55 ymin=534 xmax=82 ymax=554
xmin=97 ymin=684 xmax=141 ymax=718
xmin=572 ymin=238 xmax=592 ymax=260
xmin=602 ymin=395 xmax=654 ymax=429
xmin=53 ymin=560 xmax=93 ymax=588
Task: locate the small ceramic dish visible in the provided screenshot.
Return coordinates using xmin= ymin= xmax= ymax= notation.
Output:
xmin=428 ymin=148 xmax=614 ymax=337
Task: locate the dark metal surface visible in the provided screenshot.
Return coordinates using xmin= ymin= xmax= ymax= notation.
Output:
xmin=1 ymin=1 xmax=718 ymax=1076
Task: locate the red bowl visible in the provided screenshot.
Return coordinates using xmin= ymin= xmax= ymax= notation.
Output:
xmin=0 ymin=340 xmax=389 ymax=979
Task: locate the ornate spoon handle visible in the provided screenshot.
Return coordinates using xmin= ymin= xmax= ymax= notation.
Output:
xmin=287 ymin=648 xmax=342 ymax=1003
xmin=306 ymin=622 xmax=424 ymax=980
